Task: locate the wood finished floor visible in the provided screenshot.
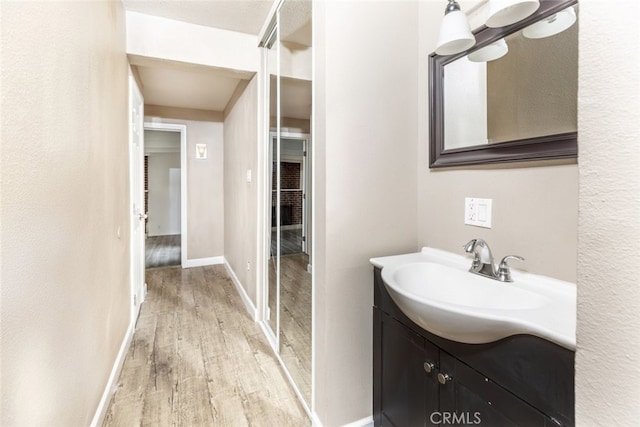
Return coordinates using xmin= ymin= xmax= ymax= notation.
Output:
xmin=271 ymin=229 xmax=303 ymax=256
xmin=146 ymin=234 xmax=181 ymax=269
xmin=279 ymin=254 xmax=312 ymax=404
xmin=103 ymin=265 xmax=310 ymax=427
xmin=266 ymin=254 xmax=312 ymax=404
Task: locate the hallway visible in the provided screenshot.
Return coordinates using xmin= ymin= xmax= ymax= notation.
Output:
xmin=145 ymin=234 xmax=181 ymax=269
xmin=103 ymin=265 xmax=309 ymax=426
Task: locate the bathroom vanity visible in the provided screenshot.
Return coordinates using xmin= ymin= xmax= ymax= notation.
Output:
xmin=371 ymin=249 xmax=575 ymax=426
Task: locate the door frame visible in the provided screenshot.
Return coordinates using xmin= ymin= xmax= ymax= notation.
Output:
xmin=143 ymin=121 xmax=188 ymax=268
xmin=129 ymin=72 xmax=145 ymax=322
xmin=273 ymin=131 xmax=311 ymax=255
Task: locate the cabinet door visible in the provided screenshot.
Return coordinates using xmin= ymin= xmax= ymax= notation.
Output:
xmin=376 ymin=311 xmax=439 ymax=427
xmin=439 ymin=352 xmax=552 ymax=426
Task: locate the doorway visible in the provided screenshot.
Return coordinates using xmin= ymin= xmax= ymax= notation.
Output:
xmin=271 ymin=133 xmax=311 ymax=259
xmin=129 ymin=73 xmax=146 ymax=321
xmin=143 ymin=123 xmax=187 ymax=269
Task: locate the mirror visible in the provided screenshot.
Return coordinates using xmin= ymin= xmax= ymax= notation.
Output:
xmin=266 ymin=26 xmax=278 ymax=341
xmin=278 ymin=0 xmax=312 ymax=405
xmin=429 ymin=0 xmax=578 ymax=168
xmin=264 ymin=0 xmax=312 ymax=408
xmin=266 ymin=26 xmax=278 ymax=342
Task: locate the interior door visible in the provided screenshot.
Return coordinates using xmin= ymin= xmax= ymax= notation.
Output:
xmin=129 ymin=73 xmax=146 ymax=321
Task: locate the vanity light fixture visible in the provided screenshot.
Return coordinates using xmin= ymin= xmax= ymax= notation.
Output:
xmin=486 ymin=0 xmax=540 ymax=28
xmin=435 ymin=0 xmax=475 ymax=56
xmin=468 ymin=38 xmax=509 ymax=62
xmin=523 ymin=6 xmax=576 ymax=39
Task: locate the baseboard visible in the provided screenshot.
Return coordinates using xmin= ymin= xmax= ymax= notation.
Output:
xmin=223 ymin=258 xmax=258 ymax=321
xmin=90 ymin=322 xmax=134 ymax=427
xmin=311 ymin=414 xmax=372 ymax=427
xmin=342 ymin=416 xmax=374 ymax=427
xmin=183 ymin=256 xmax=224 ymax=268
xmin=311 ymin=412 xmax=323 ymax=427
xmin=258 ymin=319 xmax=278 ymax=351
xmin=280 ymin=224 xmax=303 ymax=231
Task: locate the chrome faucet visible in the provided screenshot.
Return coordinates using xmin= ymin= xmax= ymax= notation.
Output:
xmin=464 ymin=239 xmax=497 ymax=277
xmin=463 ymin=239 xmax=524 ymax=282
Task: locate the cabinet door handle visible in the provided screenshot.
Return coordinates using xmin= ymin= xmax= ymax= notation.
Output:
xmin=437 ymin=372 xmax=452 ymax=385
xmin=423 ymin=362 xmax=435 ymax=374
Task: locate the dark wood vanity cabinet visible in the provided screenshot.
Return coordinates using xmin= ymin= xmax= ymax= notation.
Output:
xmin=375 ymin=308 xmax=439 ymax=426
xmin=373 ymin=268 xmax=574 ymax=427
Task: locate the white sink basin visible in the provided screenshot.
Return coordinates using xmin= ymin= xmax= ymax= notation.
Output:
xmin=371 ymin=247 xmax=576 ymax=350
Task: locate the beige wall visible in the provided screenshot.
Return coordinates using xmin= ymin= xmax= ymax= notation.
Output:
xmin=126 ymin=11 xmax=258 ymax=74
xmin=313 ymin=1 xmax=419 ymax=425
xmin=576 ymin=0 xmax=640 ymax=424
xmin=144 ymin=106 xmax=225 ymax=261
xmin=419 ymin=2 xmax=578 ymax=283
xmin=424 ymin=0 xmax=640 ymax=424
xmin=0 ymin=1 xmax=130 ymax=425
xmin=418 ymin=163 xmax=578 ymax=282
xmin=312 ymin=0 xmax=638 ymax=425
xmin=223 ymin=76 xmax=260 ymax=304
xmin=487 ymin=23 xmax=578 ymax=143
xmin=146 ymin=152 xmax=181 ymax=236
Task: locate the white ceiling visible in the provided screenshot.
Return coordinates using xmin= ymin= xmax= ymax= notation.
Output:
xmin=279 ymin=0 xmax=312 ymax=46
xmin=124 ymin=0 xmax=312 ymax=115
xmin=124 ymin=0 xmax=272 ymax=113
xmin=122 ymin=0 xmax=274 ymax=36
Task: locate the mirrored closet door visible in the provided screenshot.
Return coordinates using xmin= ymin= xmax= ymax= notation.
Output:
xmin=263 ymin=0 xmax=313 ymax=408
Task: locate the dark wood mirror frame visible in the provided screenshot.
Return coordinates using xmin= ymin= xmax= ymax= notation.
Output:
xmin=429 ymin=0 xmax=578 ymax=169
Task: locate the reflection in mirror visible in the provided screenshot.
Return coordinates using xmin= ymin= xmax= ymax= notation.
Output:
xmin=267 ymin=28 xmax=278 ymax=340
xmin=444 ymin=4 xmax=577 ymax=150
xmin=278 ymin=0 xmax=312 ymax=406
xmin=429 ymin=0 xmax=578 ymax=168
xmin=262 ymin=0 xmax=313 ymax=408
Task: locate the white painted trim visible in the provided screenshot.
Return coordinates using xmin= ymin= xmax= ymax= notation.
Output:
xmin=224 ymin=258 xmax=258 ymax=321
xmin=183 ymin=256 xmax=224 ymax=268
xmin=258 ymin=0 xmax=284 ymax=46
xmin=311 ymin=0 xmax=317 ymax=416
xmin=143 ymin=122 xmax=187 ymax=267
xmin=311 ymin=412 xmax=323 ymax=427
xmin=145 ymin=147 xmax=180 ymax=154
xmin=310 ymin=415 xmax=374 ymax=427
xmin=341 ymin=417 xmax=374 ymax=427
xmin=256 ymin=47 xmax=268 ymax=325
xmin=271 ymin=345 xmax=312 ymax=419
xmin=260 ymin=8 xmax=316 ymax=417
xmin=90 ymin=323 xmax=134 ymax=427
xmin=129 ymin=70 xmax=145 ymax=322
xmin=259 ymin=319 xmax=278 ymax=354
xmin=281 ymin=130 xmax=311 ymax=140
xmin=275 ymin=32 xmax=282 ymax=352
xmin=276 ymin=224 xmax=303 ymax=231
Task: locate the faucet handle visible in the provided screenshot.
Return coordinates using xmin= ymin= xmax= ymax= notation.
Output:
xmin=500 ymin=255 xmax=524 ymax=265
xmin=497 ymin=255 xmax=524 ymax=282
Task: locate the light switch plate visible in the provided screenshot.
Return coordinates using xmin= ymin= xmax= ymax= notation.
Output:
xmin=465 ymin=197 xmax=493 ymax=228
